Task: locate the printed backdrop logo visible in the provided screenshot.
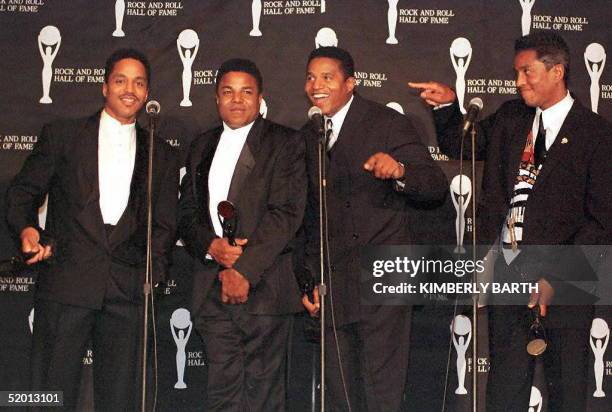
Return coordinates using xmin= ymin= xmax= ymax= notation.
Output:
xmin=386 ymin=0 xmax=399 ymax=44
xmin=112 ymin=1 xmax=183 ymax=36
xmin=529 ymin=386 xmax=543 ymax=412
xmin=113 ymin=0 xmax=126 ymax=37
xmin=584 ymin=43 xmax=606 ymax=114
xmin=251 ymin=0 xmax=262 ymax=36
xmin=450 ymin=175 xmax=472 ymax=254
xmin=251 ymin=0 xmax=326 ymax=36
xmin=28 ymin=308 xmax=34 ymax=334
xmin=38 ymin=25 xmax=61 ymax=104
xmin=0 ymin=274 xmax=35 ymax=293
xmin=386 ymin=102 xmax=404 ymax=114
xmin=0 ymin=0 xmax=46 ymax=13
xmin=390 ymin=5 xmax=455 ymax=28
xmin=0 ymin=134 xmax=38 ymax=152
xmin=450 ymin=37 xmax=472 ymax=114
xmin=170 ymin=308 xmax=192 ymax=389
xmin=590 ymin=318 xmax=609 ymax=398
xmin=315 ymin=27 xmax=337 ymax=48
xmin=519 ymin=0 xmax=536 ymax=35
xmin=531 ymin=11 xmax=589 ymax=32
xmin=260 ymin=98 xmax=268 ymax=118
xmin=177 ymin=29 xmax=200 ymax=107
xmin=451 ymin=315 xmax=471 ymax=395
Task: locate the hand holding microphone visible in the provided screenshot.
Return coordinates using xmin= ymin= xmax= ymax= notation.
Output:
xmin=208 ymin=201 xmax=248 ymax=268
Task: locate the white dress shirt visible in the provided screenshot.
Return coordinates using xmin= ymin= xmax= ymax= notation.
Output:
xmin=532 ymin=91 xmax=574 ymax=150
xmin=325 ymin=94 xmax=354 ymax=150
xmin=98 ymin=110 xmax=136 ymax=225
xmin=208 ymin=121 xmax=254 ymax=237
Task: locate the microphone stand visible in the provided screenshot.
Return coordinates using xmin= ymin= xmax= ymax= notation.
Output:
xmin=317 ymin=120 xmax=328 ymax=412
xmin=458 ymin=125 xmax=479 ymax=412
xmin=141 ymin=112 xmax=157 ymax=412
xmin=469 ymin=126 xmax=479 ymax=412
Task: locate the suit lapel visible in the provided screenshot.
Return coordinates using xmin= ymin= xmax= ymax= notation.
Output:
xmin=195 ymin=127 xmax=222 ymax=223
xmin=532 ymin=102 xmax=580 ymax=190
xmin=74 ymin=112 xmax=110 ymax=250
xmin=227 ymin=117 xmax=262 ymax=204
xmin=328 ymin=94 xmax=367 ymax=157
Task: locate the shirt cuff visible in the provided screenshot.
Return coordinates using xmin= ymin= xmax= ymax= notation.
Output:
xmin=433 ymin=102 xmax=453 ymax=111
xmin=394 ymin=162 xmax=406 ymax=190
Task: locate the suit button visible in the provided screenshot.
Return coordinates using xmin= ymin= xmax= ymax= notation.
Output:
xmin=345 ymin=201 xmax=351 ymax=208
xmin=352 ymin=233 xmax=359 ymax=239
xmin=330 ymin=265 xmax=336 ymax=272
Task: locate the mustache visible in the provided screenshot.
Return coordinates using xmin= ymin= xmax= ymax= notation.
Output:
xmin=119 ymin=93 xmax=139 ymax=100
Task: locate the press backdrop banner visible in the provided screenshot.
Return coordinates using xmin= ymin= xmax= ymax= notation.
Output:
xmin=0 ymin=1 xmax=610 ymax=411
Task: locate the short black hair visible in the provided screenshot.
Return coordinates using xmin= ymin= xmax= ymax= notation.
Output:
xmin=215 ymin=58 xmax=263 ymax=93
xmin=104 ymin=48 xmax=151 ymax=86
xmin=515 ymin=31 xmax=570 ymax=82
xmin=307 ymin=47 xmax=355 ymax=79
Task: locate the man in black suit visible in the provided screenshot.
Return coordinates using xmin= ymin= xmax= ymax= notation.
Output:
xmin=411 ymin=32 xmax=612 ymax=411
xmin=178 ymin=59 xmax=306 ymax=411
xmin=6 ymin=48 xmax=178 ymax=410
xmin=300 ymin=47 xmax=447 ymax=411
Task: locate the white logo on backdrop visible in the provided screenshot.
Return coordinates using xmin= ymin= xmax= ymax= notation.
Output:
xmin=519 ymin=0 xmax=536 ymax=35
xmin=386 ymin=101 xmax=404 ymax=114
xmin=451 ymin=315 xmax=472 ymax=395
xmin=450 ymin=175 xmax=472 ymax=254
xmin=177 ymin=29 xmax=200 ymax=107
xmin=450 ymin=37 xmax=472 ymax=114
xmin=529 ymin=385 xmax=543 ymax=412
xmin=590 ymin=318 xmax=609 ymax=398
xmin=584 ymin=43 xmax=606 ymax=114
xmin=38 ymin=195 xmax=48 ymax=230
xmin=260 ymin=98 xmax=268 ymax=118
xmin=176 ymin=167 xmax=187 ymax=246
xmin=28 ymin=308 xmax=34 ymax=334
xmin=250 ymin=0 xmax=263 ymax=36
xmin=315 ymin=27 xmax=338 ymax=48
xmin=113 ymin=0 xmax=126 ymax=37
xmin=38 ymin=25 xmax=61 ymax=104
xmin=386 ymin=0 xmax=399 ymax=44
xmin=170 ymin=308 xmax=192 ymax=389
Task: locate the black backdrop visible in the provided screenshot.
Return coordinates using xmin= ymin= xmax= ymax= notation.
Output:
xmin=1 ymin=1 xmax=611 ymax=411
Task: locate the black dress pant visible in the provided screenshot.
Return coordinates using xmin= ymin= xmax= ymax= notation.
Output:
xmin=324 ymin=306 xmax=412 ymax=412
xmin=30 ymin=263 xmax=142 ymax=411
xmin=194 ymin=286 xmax=293 ymax=412
xmin=486 ymin=259 xmax=590 ymax=411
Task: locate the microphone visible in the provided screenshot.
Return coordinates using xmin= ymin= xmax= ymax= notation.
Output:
xmin=146 ymin=100 xmax=161 ymax=116
xmin=462 ymin=97 xmax=483 ymax=135
xmin=217 ymin=200 xmax=238 ymax=246
xmin=308 ymin=106 xmax=324 ymax=134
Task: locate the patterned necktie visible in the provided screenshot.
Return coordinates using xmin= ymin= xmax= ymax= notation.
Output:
xmin=534 ymin=113 xmax=547 ymax=166
xmin=325 ymin=118 xmax=334 ymax=151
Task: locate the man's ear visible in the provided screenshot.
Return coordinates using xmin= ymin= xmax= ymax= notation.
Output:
xmin=553 ymin=64 xmax=565 ymax=82
xmin=346 ymin=76 xmax=356 ymax=93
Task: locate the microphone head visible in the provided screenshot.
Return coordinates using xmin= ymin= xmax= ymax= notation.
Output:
xmin=146 ymin=100 xmax=161 ymax=115
xmin=308 ymin=105 xmax=323 ymax=120
xmin=468 ymin=97 xmax=483 ymax=111
xmin=217 ymin=200 xmax=236 ymax=220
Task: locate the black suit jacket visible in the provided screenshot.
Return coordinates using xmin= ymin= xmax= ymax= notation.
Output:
xmin=6 ymin=112 xmax=179 ymax=309
xmin=301 ymin=94 xmax=448 ymax=326
xmin=178 ymin=116 xmax=306 ymax=315
xmin=435 ymin=99 xmax=612 ymax=323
